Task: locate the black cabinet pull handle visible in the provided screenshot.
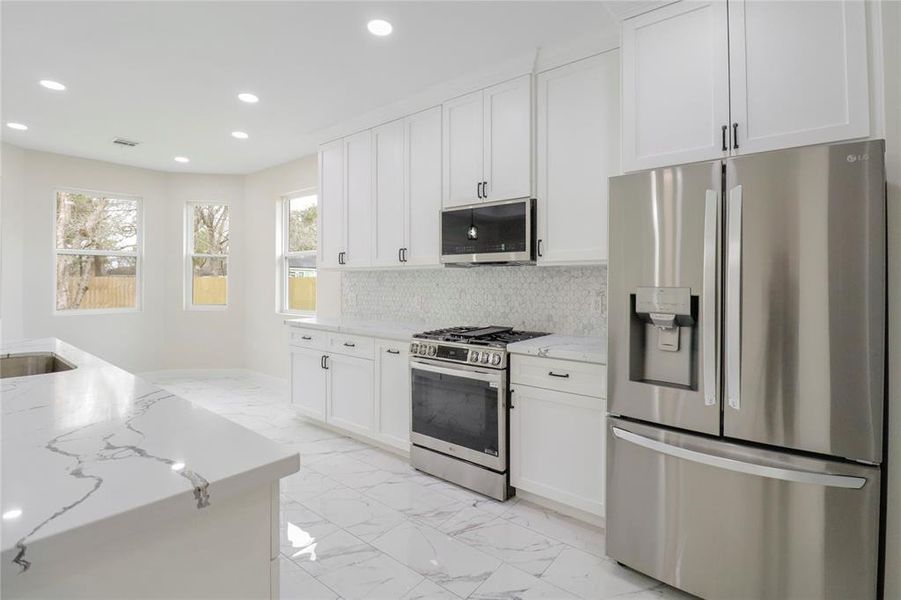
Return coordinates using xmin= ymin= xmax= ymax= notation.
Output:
xmin=477 ymin=181 xmax=483 ymax=199
xmin=721 ymin=125 xmax=728 ymax=151
xmin=343 ymin=342 xmax=356 ymax=348
xmin=548 ymin=371 xmax=570 ymax=378
xmin=338 ymin=251 xmax=345 ymax=265
xmin=404 ymin=248 xmax=408 ymax=262
xmin=733 ymin=123 xmax=739 ymax=149
xmin=321 ymin=355 xmax=329 ymax=369
xmin=537 ymin=239 xmax=543 ymax=257
xmin=398 ymin=248 xmax=403 ymax=262
xmin=482 ymin=181 xmax=488 ymax=198
xmin=301 ymin=335 xmax=312 ymax=340
xmin=387 ymin=349 xmax=400 ymax=355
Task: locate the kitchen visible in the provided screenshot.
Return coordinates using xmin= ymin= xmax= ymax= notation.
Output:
xmin=1 ymin=1 xmax=900 ymax=599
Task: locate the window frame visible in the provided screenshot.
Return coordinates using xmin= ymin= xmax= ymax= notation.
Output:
xmin=279 ymin=189 xmax=318 ymax=316
xmin=185 ymin=201 xmax=230 ymax=311
xmin=52 ymin=187 xmax=143 ymax=316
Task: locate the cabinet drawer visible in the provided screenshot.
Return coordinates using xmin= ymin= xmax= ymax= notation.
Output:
xmin=289 ymin=328 xmax=328 ymax=350
xmin=511 ymin=355 xmax=606 ymax=398
xmin=328 ymin=333 xmax=374 ymax=359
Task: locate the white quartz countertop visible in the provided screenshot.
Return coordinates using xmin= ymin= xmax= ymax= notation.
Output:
xmin=507 ymin=334 xmax=607 ymax=365
xmin=285 ymin=316 xmax=435 ymax=342
xmin=0 ymin=338 xmax=299 ymax=571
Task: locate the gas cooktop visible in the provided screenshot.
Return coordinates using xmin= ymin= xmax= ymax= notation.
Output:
xmin=413 ymin=326 xmax=549 ymax=348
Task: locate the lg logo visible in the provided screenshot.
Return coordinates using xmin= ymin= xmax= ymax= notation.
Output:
xmin=846 ymin=153 xmax=870 ymax=163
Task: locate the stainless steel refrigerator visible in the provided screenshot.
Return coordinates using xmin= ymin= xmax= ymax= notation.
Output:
xmin=606 ymin=139 xmax=886 ymax=599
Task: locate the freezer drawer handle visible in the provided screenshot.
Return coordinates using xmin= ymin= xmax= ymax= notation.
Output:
xmin=726 ymin=185 xmax=742 ymax=410
xmin=611 ymin=427 xmax=866 ymax=489
xmin=702 ymin=190 xmax=718 ymax=406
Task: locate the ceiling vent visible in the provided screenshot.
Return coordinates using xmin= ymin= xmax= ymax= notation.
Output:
xmin=112 ymin=137 xmax=140 ymax=147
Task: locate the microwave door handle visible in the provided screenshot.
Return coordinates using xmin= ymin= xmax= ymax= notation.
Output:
xmin=611 ymin=427 xmax=867 ymax=489
xmin=703 ymin=190 xmax=718 ymax=406
xmin=726 ymin=185 xmax=742 ymax=410
xmin=411 ymin=360 xmax=499 ymax=384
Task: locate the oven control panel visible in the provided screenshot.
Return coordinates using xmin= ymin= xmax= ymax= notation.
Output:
xmin=410 ymin=341 xmax=506 ymax=369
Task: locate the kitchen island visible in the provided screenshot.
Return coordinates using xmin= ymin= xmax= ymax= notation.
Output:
xmin=1 ymin=339 xmax=299 ymax=599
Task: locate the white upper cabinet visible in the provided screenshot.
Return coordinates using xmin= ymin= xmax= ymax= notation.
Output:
xmin=343 ymin=130 xmax=372 ymax=268
xmin=728 ymin=0 xmax=869 ymax=155
xmin=404 ymin=106 xmax=442 ymax=266
xmin=443 ymin=90 xmax=485 ymax=207
xmin=483 ymin=75 xmax=532 ymax=203
xmin=371 ymin=119 xmax=407 ymax=267
xmin=537 ymin=52 xmax=620 ymax=265
xmin=318 ymin=139 xmax=344 ymax=269
xmin=443 ymin=75 xmax=532 ymax=207
xmin=622 ymin=0 xmax=871 ymax=172
xmin=622 ymin=1 xmax=730 ymax=172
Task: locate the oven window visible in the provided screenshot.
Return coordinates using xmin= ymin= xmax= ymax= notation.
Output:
xmin=411 ymin=368 xmax=499 ymax=457
xmin=442 ymin=202 xmax=526 ymax=256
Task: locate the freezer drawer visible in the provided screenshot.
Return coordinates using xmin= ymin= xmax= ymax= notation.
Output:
xmin=606 ymin=417 xmax=880 ymax=600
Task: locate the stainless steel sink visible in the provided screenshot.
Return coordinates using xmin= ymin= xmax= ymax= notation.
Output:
xmin=0 ymin=352 xmax=76 ymax=378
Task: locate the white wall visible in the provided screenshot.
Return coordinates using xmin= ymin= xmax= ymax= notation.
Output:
xmin=241 ymin=155 xmax=340 ymax=379
xmin=0 ymin=145 xmax=247 ymax=372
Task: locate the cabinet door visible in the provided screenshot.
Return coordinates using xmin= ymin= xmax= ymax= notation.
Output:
xmin=343 ymin=130 xmax=372 ymax=267
xmin=483 ymin=75 xmax=532 ymax=202
xmin=404 ymin=106 xmax=442 ymax=266
xmin=371 ymin=120 xmax=406 ymax=267
xmin=728 ymin=0 xmax=869 ymax=155
xmin=290 ymin=347 xmax=328 ymax=421
xmin=443 ymin=90 xmax=484 ymax=207
xmin=318 ymin=140 xmax=344 ymax=269
xmin=376 ymin=341 xmax=411 ymax=450
xmin=510 ymin=384 xmax=605 ymax=516
xmin=621 ymin=1 xmax=730 ymax=171
xmin=537 ymin=52 xmax=619 ymax=264
xmin=327 ymin=353 xmax=374 ymax=436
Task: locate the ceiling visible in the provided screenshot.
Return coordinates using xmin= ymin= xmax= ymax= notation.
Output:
xmin=1 ymin=1 xmax=617 ymax=175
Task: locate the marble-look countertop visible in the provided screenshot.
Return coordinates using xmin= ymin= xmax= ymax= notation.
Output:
xmin=0 ymin=338 xmax=299 ymax=572
xmin=285 ymin=316 xmax=436 ymax=342
xmin=507 ymin=334 xmax=607 ymax=365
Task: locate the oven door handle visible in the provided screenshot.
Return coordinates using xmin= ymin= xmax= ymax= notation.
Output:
xmin=410 ymin=360 xmax=500 ymax=384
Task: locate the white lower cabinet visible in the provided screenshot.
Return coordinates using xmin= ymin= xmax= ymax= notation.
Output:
xmin=290 ymin=346 xmax=328 ymax=421
xmin=510 ymin=357 xmax=606 ymax=517
xmin=375 ymin=341 xmax=411 ymax=451
xmin=289 ymin=328 xmax=410 ymax=450
xmin=327 ymin=353 xmax=374 ymax=437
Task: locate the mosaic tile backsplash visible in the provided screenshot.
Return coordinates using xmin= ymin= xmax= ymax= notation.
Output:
xmin=341 ymin=265 xmax=607 ymax=337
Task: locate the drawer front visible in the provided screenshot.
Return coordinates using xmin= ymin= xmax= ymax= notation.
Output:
xmin=511 ymin=354 xmax=606 ymax=398
xmin=289 ymin=328 xmax=328 ymax=350
xmin=328 ymin=333 xmax=375 ymax=359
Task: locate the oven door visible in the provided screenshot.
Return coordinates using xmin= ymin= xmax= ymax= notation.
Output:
xmin=410 ymin=358 xmax=507 ymax=472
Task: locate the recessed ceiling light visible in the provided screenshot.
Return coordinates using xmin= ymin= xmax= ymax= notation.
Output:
xmin=6 ymin=122 xmax=28 ymax=131
xmin=367 ymin=19 xmax=393 ymax=36
xmin=40 ymin=79 xmax=66 ymax=91
xmin=2 ymin=509 xmax=22 ymax=520
xmin=174 ymin=156 xmax=190 ymax=163
xmin=231 ymin=131 xmax=249 ymax=139
xmin=237 ymin=92 xmax=259 ymax=104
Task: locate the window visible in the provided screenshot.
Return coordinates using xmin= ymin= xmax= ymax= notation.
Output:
xmin=186 ymin=203 xmax=229 ymax=308
xmin=54 ymin=190 xmax=141 ymax=312
xmin=281 ymin=192 xmax=317 ymax=314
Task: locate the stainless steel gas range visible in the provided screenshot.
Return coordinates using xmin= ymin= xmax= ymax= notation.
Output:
xmin=409 ymin=326 xmax=548 ymax=501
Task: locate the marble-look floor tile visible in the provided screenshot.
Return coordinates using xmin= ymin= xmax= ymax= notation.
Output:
xmin=454 ymin=519 xmax=566 ymax=576
xmin=503 ymin=501 xmax=606 ymax=557
xmin=615 ymin=585 xmax=699 ymax=599
xmin=469 ymin=563 xmax=578 ymax=600
xmin=540 ymin=547 xmax=660 ymax=600
xmin=279 ymin=556 xmax=341 ymax=600
xmin=421 ymin=479 xmax=514 ymax=516
xmin=302 ymin=486 xmax=407 ymax=542
xmin=282 ymin=466 xmax=346 ymax=503
xmin=364 ymin=480 xmax=463 ymax=528
xmin=280 ymin=499 xmax=340 ymax=559
xmin=291 ymin=529 xmax=423 ymax=600
xmin=371 ymin=521 xmax=502 ymax=598
xmin=438 ymin=506 xmax=500 ymax=537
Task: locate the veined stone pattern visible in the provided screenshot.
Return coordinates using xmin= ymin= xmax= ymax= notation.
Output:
xmin=341 ymin=265 xmax=606 ymax=337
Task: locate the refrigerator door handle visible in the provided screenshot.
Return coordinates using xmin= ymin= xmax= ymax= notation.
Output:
xmin=611 ymin=427 xmax=867 ymax=489
xmin=703 ymin=190 xmax=718 ymax=406
xmin=726 ymin=185 xmax=742 ymax=410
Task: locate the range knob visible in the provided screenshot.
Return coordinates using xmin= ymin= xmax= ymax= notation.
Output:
xmin=491 ymin=354 xmax=502 ymax=366
xmin=419 ymin=345 xmax=428 ymax=356
xmin=410 ymin=342 xmax=420 ymax=354
xmin=480 ymin=353 xmax=490 ymax=364
xmin=427 ymin=345 xmax=437 ymax=357
xmin=470 ymin=351 xmax=480 ymax=363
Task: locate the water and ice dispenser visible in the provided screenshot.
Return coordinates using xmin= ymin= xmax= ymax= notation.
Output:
xmin=629 ymin=287 xmax=698 ymax=389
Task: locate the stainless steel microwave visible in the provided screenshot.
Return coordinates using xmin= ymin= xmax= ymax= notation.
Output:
xmin=440 ymin=198 xmax=536 ymax=266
